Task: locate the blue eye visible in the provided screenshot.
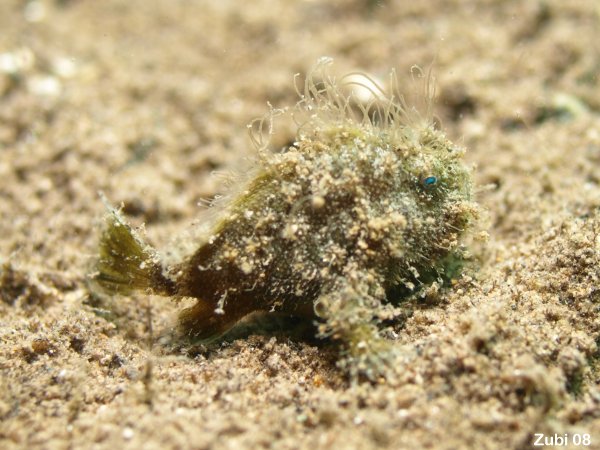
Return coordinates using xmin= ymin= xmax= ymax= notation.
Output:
xmin=422 ymin=176 xmax=437 ymax=187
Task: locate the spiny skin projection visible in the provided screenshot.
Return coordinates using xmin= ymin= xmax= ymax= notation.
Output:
xmin=92 ymin=61 xmax=478 ymax=380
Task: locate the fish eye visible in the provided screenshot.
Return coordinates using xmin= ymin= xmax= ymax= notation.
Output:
xmin=422 ymin=176 xmax=438 ymax=187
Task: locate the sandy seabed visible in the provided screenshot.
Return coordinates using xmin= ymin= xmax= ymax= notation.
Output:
xmin=0 ymin=1 xmax=599 ymax=449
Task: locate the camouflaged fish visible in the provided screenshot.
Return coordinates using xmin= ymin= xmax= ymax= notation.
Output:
xmin=90 ymin=58 xmax=478 ymax=379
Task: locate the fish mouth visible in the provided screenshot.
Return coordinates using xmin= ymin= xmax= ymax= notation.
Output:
xmin=445 ymin=198 xmax=478 ymax=232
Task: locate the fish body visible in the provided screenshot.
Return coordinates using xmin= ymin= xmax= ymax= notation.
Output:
xmin=92 ymin=59 xmax=478 ymax=379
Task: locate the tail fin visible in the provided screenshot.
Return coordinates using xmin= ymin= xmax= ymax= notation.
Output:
xmin=90 ymin=200 xmax=174 ymax=296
